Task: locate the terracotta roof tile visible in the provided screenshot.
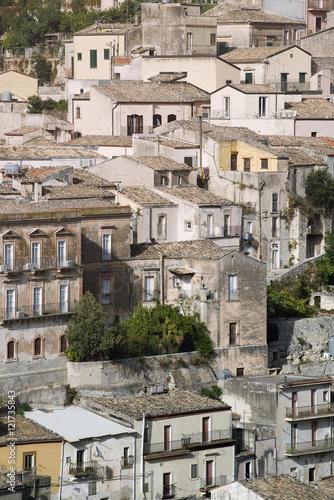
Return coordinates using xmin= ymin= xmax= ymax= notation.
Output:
xmin=288 ymin=98 xmax=334 ymax=119
xmin=130 ymin=156 xmax=193 ymax=171
xmin=131 ymin=239 xmax=230 ymax=259
xmin=118 ymin=186 xmax=176 ymax=206
xmin=137 ymin=136 xmax=198 ymax=149
xmin=0 ymin=146 xmax=106 ymax=160
xmin=222 ymin=46 xmax=299 ymax=63
xmin=218 ymin=8 xmax=305 ymax=24
xmin=158 ymin=186 xmax=236 ymax=206
xmin=0 ymin=414 xmax=61 ymax=443
xmin=65 ymin=135 xmax=133 ymax=147
xmin=114 ymin=57 xmax=131 ymax=65
xmin=239 ymin=475 xmax=330 ymax=499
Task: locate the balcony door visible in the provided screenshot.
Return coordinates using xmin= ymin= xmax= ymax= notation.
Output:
xmin=312 ymin=421 xmax=317 ymax=447
xmin=202 ymin=416 xmax=210 ymax=443
xmin=163 ymin=472 xmax=171 ymax=497
xmin=77 ymin=449 xmax=84 ymax=473
xmin=311 ymin=389 xmax=316 ymax=413
xmin=164 ymin=425 xmax=171 ymax=451
xmin=59 ymin=284 xmax=68 ymax=313
xmin=206 ymin=460 xmax=213 ymax=486
xmin=31 ymin=242 xmax=41 ymax=269
xmin=292 ymin=391 xmax=297 ymax=417
xmin=57 ymin=240 xmax=66 ymax=267
xmin=4 ymin=243 xmax=13 ymax=270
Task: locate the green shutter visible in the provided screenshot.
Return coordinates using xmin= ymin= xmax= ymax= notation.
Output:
xmin=104 ymin=49 xmax=110 ymax=60
xmin=90 ymin=50 xmax=97 ymax=69
xmin=77 ymin=53 xmax=82 ymax=61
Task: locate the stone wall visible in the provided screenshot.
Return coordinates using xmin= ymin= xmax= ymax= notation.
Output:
xmin=300 ymin=28 xmax=334 ymax=57
xmin=268 ymin=316 xmax=334 ymax=367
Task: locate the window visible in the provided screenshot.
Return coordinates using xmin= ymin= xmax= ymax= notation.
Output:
xmin=104 ymin=48 xmax=110 ymax=60
xmin=31 ymin=242 xmax=41 ymax=269
xmin=224 ymin=97 xmax=230 ymax=118
xmin=163 ymin=472 xmax=172 ymax=498
xmin=177 ymin=176 xmax=182 ymax=186
xmin=259 ymin=97 xmax=267 ymax=117
xmin=157 ymin=215 xmax=167 ymax=239
xmin=244 ymin=158 xmax=250 ymax=171
xmin=226 ymin=79 xmax=232 ymax=84
xmin=272 ymin=217 xmax=278 ymax=238
xmin=228 ymin=275 xmax=237 ymax=300
xmin=102 ymin=234 xmax=112 ymax=261
xmin=127 ymin=114 xmax=143 ymax=135
xmin=184 ymin=157 xmax=193 ymax=167
xmin=315 ymin=16 xmax=322 ymax=32
xmin=164 ymin=425 xmax=171 ymax=451
xmin=191 ymin=463 xmax=198 ymax=479
xmin=185 ymin=221 xmax=192 ymax=232
xmin=247 ymin=221 xmax=252 ymax=233
xmin=59 ymin=284 xmax=68 ymax=313
xmin=4 ymin=243 xmax=13 ymax=270
xmin=149 ymin=49 xmax=155 ymax=56
xmin=153 ymin=114 xmax=162 ymax=128
xmin=229 ymin=322 xmax=237 ymax=345
xmin=77 ymin=449 xmax=84 ymax=465
xmin=236 ymin=367 xmax=244 ymax=377
xmin=90 ymin=49 xmax=97 ymax=68
xmin=224 ymin=214 xmax=230 ymax=236
xmin=5 ymin=289 xmax=15 ymax=319
xmin=77 ymin=53 xmax=82 ymax=61
xmin=272 ymin=193 xmax=278 ymax=212
xmin=167 ymin=114 xmax=176 ymax=123
xmin=299 ymin=73 xmax=306 ymax=84
xmin=202 ymin=416 xmax=210 ymax=442
xmin=309 ymin=468 xmax=315 ymax=482
xmin=186 ymin=32 xmax=193 ymax=52
xmin=231 ymin=153 xmax=237 ymax=170
xmin=144 ymin=276 xmax=154 ymax=301
xmin=102 ymin=278 xmax=111 ymax=304
xmin=161 ymin=175 xmax=168 ymax=186
xmin=60 ymin=334 xmax=66 ymax=355
xmin=210 ymin=33 xmax=216 ymax=45
xmin=206 ymin=460 xmax=213 ymax=486
xmin=24 ymin=453 xmax=35 ymax=471
xmin=311 ymin=131 xmax=318 ymax=137
xmin=245 ymin=73 xmax=253 ymax=84
xmin=7 ymin=340 xmax=15 ymax=360
xmin=281 ymin=73 xmax=288 ymax=92
xmin=34 ymin=336 xmax=42 ymax=357
xmin=273 ymin=351 xmax=278 ymax=362
xmin=76 ymin=107 xmax=81 ymax=119
xmin=261 ymin=158 xmax=268 ymax=170
xmin=317 ymin=74 xmax=322 ymax=90
xmin=291 ymin=422 xmax=297 ymax=446
xmin=33 ymin=287 xmax=42 ymax=315
xmin=88 ymin=482 xmax=97 ymax=496
xmin=57 ymin=240 xmax=67 ymax=267
xmin=207 ymin=214 xmax=214 ymax=236
xmin=323 ymin=390 xmax=329 ymax=402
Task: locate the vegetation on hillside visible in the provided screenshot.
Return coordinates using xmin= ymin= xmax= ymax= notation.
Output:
xmin=27 ymin=95 xmax=68 ymax=113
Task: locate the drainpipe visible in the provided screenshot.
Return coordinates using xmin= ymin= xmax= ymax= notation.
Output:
xmin=258 ymin=181 xmax=265 ymax=261
xmin=133 ymin=433 xmax=136 ymax=500
xmin=111 ymin=102 xmax=118 ymax=136
xmin=141 ymin=412 xmax=146 ymax=500
xmin=59 ymin=440 xmax=65 ymax=500
xmin=160 ymin=254 xmax=165 ymax=305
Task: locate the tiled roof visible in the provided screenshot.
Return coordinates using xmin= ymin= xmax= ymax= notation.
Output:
xmin=23 ymin=139 xmax=58 ymax=146
xmin=16 ymin=166 xmax=70 ymax=184
xmin=94 ymin=82 xmax=210 ymax=103
xmin=158 ymin=186 xmax=236 ymax=206
xmin=222 ymin=46 xmax=295 ymax=63
xmin=118 ymin=186 xmax=176 ymax=206
xmin=65 ymin=135 xmax=133 ymax=147
xmin=114 ymin=57 xmax=131 ymax=65
xmin=73 ymin=91 xmax=90 ymax=100
xmin=0 ymin=415 xmax=61 ymax=444
xmin=286 ymin=150 xmax=325 ymax=166
xmin=316 ymin=475 xmax=334 ymax=497
xmin=268 ymin=135 xmax=334 ymax=154
xmin=136 ymin=136 xmax=199 ymax=149
xmin=4 ymin=126 xmax=40 ymax=136
xmin=224 ymin=83 xmax=283 ymax=94
xmin=288 ymin=99 xmax=334 ymax=119
xmin=74 ymin=23 xmax=129 ymax=35
xmin=0 ymin=198 xmax=121 ymax=216
xmin=43 ymin=185 xmax=116 ymax=199
xmin=131 ymin=239 xmax=229 ymax=259
xmin=148 ymin=72 xmax=187 ymax=83
xmin=218 ymin=8 xmax=304 ymax=24
xmin=73 ymin=168 xmax=116 ymax=187
xmin=239 ymin=475 xmax=330 ymax=499
xmin=89 ymin=388 xmax=229 ymax=420
xmin=0 ymin=146 xmax=106 ymax=160
xmin=130 ymin=156 xmax=193 ymax=171
xmin=312 ymin=57 xmax=334 ymax=74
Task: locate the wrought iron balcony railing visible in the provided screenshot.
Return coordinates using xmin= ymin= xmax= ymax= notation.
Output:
xmin=1 ymin=301 xmax=77 ymax=321
xmin=286 ymin=402 xmax=334 ymax=419
xmin=144 ymin=429 xmax=231 ymax=455
xmin=121 ymin=456 xmax=134 ymax=469
xmin=286 ymin=438 xmax=334 ymax=456
xmin=0 ymin=256 xmax=77 ymax=273
xmin=69 ymin=461 xmax=102 ymax=477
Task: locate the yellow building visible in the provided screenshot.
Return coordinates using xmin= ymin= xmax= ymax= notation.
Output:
xmin=0 ymin=71 xmax=38 ymax=101
xmin=219 ymin=140 xmax=279 ymax=172
xmin=0 ymin=414 xmax=62 ymax=495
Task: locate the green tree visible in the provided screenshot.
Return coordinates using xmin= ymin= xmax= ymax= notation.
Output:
xmin=121 ymin=302 xmax=212 ymax=358
xmin=27 ymin=95 xmax=44 ymax=114
xmin=66 ymin=291 xmax=121 ymax=362
xmin=32 ymin=54 xmax=52 ymax=85
xmin=304 ymin=169 xmax=334 ymax=213
xmin=200 ymin=385 xmax=222 ymax=401
xmin=27 ymin=95 xmax=68 ymax=113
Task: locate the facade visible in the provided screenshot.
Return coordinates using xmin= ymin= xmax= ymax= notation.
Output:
xmin=0 ymin=199 xmax=131 ymax=363
xmin=222 ymin=46 xmax=312 ymax=91
xmin=82 ymin=388 xmax=236 ymax=498
xmin=72 ymin=82 xmax=209 ymax=137
xmin=90 ymin=155 xmax=197 ymax=187
xmin=131 ymin=241 xmax=268 ymax=374
xmin=287 ymin=98 xmax=334 ymax=137
xmin=132 ymin=135 xmax=200 ymax=168
xmin=0 ymin=71 xmax=38 ymax=101
xmin=215 ymin=8 xmax=306 ymax=51
xmin=220 ymin=375 xmax=334 ymax=484
xmin=142 ymin=55 xmax=240 ymax=93
xmin=26 ymin=406 xmax=135 ymax=500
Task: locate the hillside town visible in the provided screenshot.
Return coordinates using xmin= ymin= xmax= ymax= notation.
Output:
xmin=2 ymin=0 xmax=334 ymax=498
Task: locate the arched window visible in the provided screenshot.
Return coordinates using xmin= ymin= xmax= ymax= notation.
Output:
xmin=60 ymin=334 xmax=67 ymax=355
xmin=153 ymin=114 xmax=162 ymax=128
xmin=157 ymin=214 xmax=167 ymax=239
xmin=33 ymin=336 xmax=44 ymax=358
xmin=7 ymin=340 xmax=15 ymax=360
xmin=127 ymin=114 xmax=143 ymax=135
xmin=167 ymin=114 xmax=176 ymax=123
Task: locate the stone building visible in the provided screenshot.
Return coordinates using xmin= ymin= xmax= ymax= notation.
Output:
xmin=0 ymin=199 xmax=131 ymax=363
xmin=130 ymin=240 xmax=267 ymax=376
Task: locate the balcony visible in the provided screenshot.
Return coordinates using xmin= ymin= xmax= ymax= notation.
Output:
xmin=200 ymin=225 xmax=241 ymax=239
xmin=121 ymin=455 xmax=134 ymax=469
xmin=308 ymin=0 xmax=334 ymax=9
xmin=69 ymin=461 xmax=102 ymax=477
xmin=286 ymin=437 xmax=334 ymax=456
xmin=162 ymin=484 xmax=175 ymax=499
xmin=286 ymin=402 xmax=334 ymax=420
xmin=200 ymin=475 xmax=232 ymax=491
xmin=0 ymin=257 xmax=77 ymax=273
xmin=0 ymin=301 xmax=77 ymax=321
xmin=144 ymin=430 xmax=232 ymax=457
xmin=268 ymin=81 xmax=310 ymax=92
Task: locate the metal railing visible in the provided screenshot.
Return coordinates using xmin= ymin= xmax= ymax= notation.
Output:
xmin=1 ymin=301 xmax=77 ymax=320
xmin=144 ymin=429 xmax=231 ymax=455
xmin=268 ymin=81 xmax=310 ymax=92
xmin=162 ymin=484 xmax=175 ymax=498
xmin=286 ymin=438 xmax=334 ymax=455
xmin=200 ymin=475 xmax=231 ymax=488
xmin=308 ymin=0 xmax=334 ymax=8
xmin=0 ymin=257 xmax=77 ymax=273
xmin=201 ymin=225 xmax=241 ymax=238
xmin=121 ymin=456 xmax=134 ymax=469
xmin=69 ymin=461 xmax=102 ymax=477
xmin=286 ymin=402 xmax=334 ymax=419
